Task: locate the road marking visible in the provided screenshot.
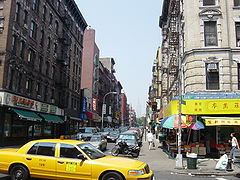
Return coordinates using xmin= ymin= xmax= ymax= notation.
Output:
xmin=216 ymin=178 xmax=227 ymax=180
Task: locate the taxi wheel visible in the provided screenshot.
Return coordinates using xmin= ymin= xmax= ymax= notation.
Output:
xmin=101 ymin=172 xmax=124 ymax=180
xmin=10 ymin=165 xmax=29 ymax=180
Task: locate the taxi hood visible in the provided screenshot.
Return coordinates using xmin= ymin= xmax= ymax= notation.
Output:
xmin=94 ymin=156 xmax=145 ymax=169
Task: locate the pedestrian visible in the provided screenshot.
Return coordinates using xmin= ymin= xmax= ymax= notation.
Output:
xmin=229 ymin=132 xmax=239 ymax=160
xmin=147 ymin=130 xmax=154 ymax=150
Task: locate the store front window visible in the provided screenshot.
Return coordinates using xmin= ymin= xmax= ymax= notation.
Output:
xmin=34 ymin=124 xmax=42 ymax=136
xmin=44 ymin=124 xmax=52 ymax=136
xmin=4 ymin=113 xmax=11 ymax=137
xmin=12 ymin=119 xmax=28 ymax=137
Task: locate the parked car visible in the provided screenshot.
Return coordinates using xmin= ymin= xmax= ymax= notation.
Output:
xmin=0 ymin=138 xmax=154 ymax=180
xmin=116 ymin=131 xmax=142 ymax=147
xmin=107 ymin=131 xmax=120 ymax=142
xmin=89 ymin=135 xmax=107 ymax=151
xmin=76 ymin=127 xmax=98 ymax=141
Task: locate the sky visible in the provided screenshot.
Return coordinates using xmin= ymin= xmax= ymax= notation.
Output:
xmin=76 ymin=0 xmax=162 ymax=117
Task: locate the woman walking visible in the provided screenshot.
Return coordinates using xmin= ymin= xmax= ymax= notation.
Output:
xmin=229 ymin=133 xmax=239 ymax=160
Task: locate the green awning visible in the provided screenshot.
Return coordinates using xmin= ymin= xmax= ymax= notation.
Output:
xmin=39 ymin=113 xmax=64 ymax=123
xmin=12 ymin=108 xmax=42 ymax=121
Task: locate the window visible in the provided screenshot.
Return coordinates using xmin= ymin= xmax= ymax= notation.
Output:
xmin=206 ymin=63 xmax=219 ymax=90
xmin=15 ymin=3 xmax=21 ymax=23
xmin=12 ymin=35 xmax=17 ymax=54
xmin=234 ymin=0 xmax=240 ymax=6
xmin=56 ymin=0 xmax=60 ymax=11
xmin=52 ymin=66 xmax=55 ymax=79
xmin=36 ymin=82 xmax=41 ymax=95
xmin=27 ymin=142 xmax=56 ymax=157
xmin=46 ymin=61 xmax=49 ymax=75
xmin=204 ymin=21 xmax=218 ymax=46
xmin=17 ymin=73 xmax=22 ymax=92
xmin=9 ymin=68 xmax=14 ymax=90
xmin=236 ymin=23 xmax=240 ymax=47
xmin=42 ymin=5 xmax=47 ymax=21
xmin=23 ymin=10 xmax=28 ymax=25
xmin=203 ymin=0 xmax=215 ymax=6
xmin=40 ymin=29 xmax=44 ymax=46
xmin=19 ymin=40 xmax=25 ymax=59
xmin=32 ymin=0 xmax=39 ymax=12
xmin=60 ymin=144 xmax=81 ymax=159
xmin=238 ymin=64 xmax=240 ymax=90
xmin=30 ymin=20 xmax=37 ymax=39
xmin=47 ymin=37 xmax=51 ymax=49
xmin=49 ymin=13 xmax=53 ymax=25
xmin=55 ymin=21 xmax=59 ymax=34
xmin=44 ymin=85 xmax=48 ymax=101
xmin=27 ymin=49 xmax=35 ymax=63
xmin=26 ymin=78 xmax=32 ymax=92
xmin=39 ymin=56 xmax=43 ymax=73
xmin=51 ymin=88 xmax=54 ymax=99
xmin=53 ymin=43 xmax=57 ymax=55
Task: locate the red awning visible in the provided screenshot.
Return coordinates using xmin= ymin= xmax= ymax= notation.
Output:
xmin=85 ymin=111 xmax=93 ymax=119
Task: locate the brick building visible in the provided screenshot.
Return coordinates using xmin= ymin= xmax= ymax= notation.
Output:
xmin=0 ymin=0 xmax=87 ymax=146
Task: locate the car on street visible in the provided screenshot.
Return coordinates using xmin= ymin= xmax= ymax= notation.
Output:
xmin=0 ymin=138 xmax=154 ymax=180
xmin=116 ymin=131 xmax=142 ymax=147
xmin=75 ymin=127 xmax=98 ymax=141
xmin=107 ymin=131 xmax=120 ymax=142
xmin=88 ymin=135 xmax=107 ymax=151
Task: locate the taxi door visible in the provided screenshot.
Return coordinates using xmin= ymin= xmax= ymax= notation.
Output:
xmin=23 ymin=142 xmax=57 ymax=179
xmin=56 ymin=143 xmax=92 ymax=179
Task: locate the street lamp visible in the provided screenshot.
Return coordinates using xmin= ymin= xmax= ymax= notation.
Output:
xmin=101 ymin=92 xmax=118 ymax=129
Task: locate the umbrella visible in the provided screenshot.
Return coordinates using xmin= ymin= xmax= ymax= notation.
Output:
xmin=189 ymin=120 xmax=205 ymax=130
xmin=160 ymin=115 xmax=188 ymax=129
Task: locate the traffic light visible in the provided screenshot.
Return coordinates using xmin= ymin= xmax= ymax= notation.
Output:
xmin=152 ymin=102 xmax=157 ymax=111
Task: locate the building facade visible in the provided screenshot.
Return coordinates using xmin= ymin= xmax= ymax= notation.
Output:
xmin=81 ymin=28 xmax=100 ymax=126
xmin=0 ymin=0 xmax=87 ymax=146
xmin=159 ymin=0 xmax=240 ymax=155
xmin=99 ymin=57 xmax=122 ymax=127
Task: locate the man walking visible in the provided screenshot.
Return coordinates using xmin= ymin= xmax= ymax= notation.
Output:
xmin=147 ymin=130 xmax=154 ymax=150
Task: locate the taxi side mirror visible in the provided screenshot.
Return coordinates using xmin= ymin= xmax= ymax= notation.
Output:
xmin=77 ymin=154 xmax=86 ymax=160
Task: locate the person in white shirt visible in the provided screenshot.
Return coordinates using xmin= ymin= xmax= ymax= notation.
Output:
xmin=229 ymin=133 xmax=239 ymax=160
xmin=146 ymin=131 xmax=154 ymax=150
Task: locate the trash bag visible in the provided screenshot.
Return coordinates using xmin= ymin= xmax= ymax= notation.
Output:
xmin=215 ymin=154 xmax=228 ymax=170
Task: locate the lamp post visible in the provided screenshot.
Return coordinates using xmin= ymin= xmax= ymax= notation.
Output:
xmin=101 ymin=92 xmax=117 ymax=129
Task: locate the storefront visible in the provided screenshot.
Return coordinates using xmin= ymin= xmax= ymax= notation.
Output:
xmin=0 ymin=91 xmax=64 ymax=146
xmin=162 ymin=93 xmax=240 ymax=157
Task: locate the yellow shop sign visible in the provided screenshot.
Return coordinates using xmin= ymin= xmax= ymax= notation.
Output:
xmin=182 ymin=99 xmax=240 ymax=115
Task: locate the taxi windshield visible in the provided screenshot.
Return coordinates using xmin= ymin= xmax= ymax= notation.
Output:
xmin=78 ymin=143 xmax=105 ymax=159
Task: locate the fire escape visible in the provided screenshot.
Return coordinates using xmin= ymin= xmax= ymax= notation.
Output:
xmin=167 ymin=0 xmax=180 ymax=101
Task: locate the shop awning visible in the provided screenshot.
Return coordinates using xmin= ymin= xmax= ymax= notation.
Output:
xmin=70 ymin=116 xmax=82 ymax=121
xmin=202 ymin=116 xmax=240 ymax=126
xmin=39 ymin=113 xmax=64 ymax=123
xmin=11 ymin=108 xmax=42 ymax=121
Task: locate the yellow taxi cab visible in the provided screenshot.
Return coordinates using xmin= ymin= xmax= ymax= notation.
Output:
xmin=0 ymin=138 xmax=154 ymax=180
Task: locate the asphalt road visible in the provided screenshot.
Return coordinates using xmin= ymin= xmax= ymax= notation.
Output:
xmin=1 ymin=143 xmax=240 ymax=180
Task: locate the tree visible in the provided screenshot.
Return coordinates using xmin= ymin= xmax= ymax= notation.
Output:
xmin=136 ymin=116 xmax=146 ymax=126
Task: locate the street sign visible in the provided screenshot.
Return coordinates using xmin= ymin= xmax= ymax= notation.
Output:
xmin=102 ymin=104 xmax=106 ymax=114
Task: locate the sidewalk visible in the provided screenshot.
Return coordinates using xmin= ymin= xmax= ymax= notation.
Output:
xmin=138 ymin=135 xmax=240 ymax=177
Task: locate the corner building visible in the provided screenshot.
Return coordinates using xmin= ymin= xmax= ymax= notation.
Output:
xmin=160 ymin=0 xmax=240 ymax=156
xmin=0 ymin=0 xmax=87 ymax=146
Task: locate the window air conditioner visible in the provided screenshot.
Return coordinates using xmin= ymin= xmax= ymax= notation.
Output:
xmin=207 ymin=63 xmax=218 ymax=72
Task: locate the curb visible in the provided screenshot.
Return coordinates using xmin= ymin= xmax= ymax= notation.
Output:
xmin=173 ymin=170 xmax=239 ymax=177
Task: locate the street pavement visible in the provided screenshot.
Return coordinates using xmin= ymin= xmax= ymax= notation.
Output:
xmin=137 ymin=135 xmax=240 ymax=178
xmin=1 ymin=137 xmax=240 ymax=180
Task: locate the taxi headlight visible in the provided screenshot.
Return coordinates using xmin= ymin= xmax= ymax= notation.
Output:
xmin=128 ymin=169 xmax=144 ymax=176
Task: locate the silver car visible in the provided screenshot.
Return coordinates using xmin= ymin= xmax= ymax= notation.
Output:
xmin=89 ymin=135 xmax=107 ymax=151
